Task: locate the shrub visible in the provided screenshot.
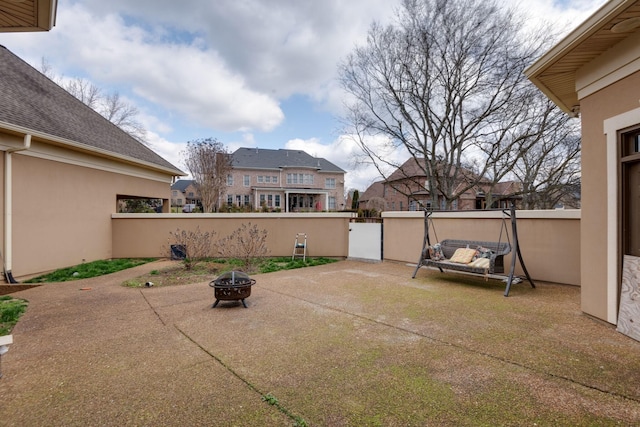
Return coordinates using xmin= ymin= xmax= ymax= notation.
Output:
xmin=168 ymin=226 xmax=216 ymax=270
xmin=216 ymin=223 xmax=269 ymax=272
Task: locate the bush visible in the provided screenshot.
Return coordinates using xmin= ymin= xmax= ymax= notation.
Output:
xmin=216 ymin=223 xmax=269 ymax=272
xmin=168 ymin=226 xmax=216 ymax=270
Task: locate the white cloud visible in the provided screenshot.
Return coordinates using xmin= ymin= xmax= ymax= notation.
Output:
xmin=1 ymin=3 xmax=285 ymax=133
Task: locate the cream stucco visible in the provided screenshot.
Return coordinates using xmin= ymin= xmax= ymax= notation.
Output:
xmin=0 ymin=130 xmax=175 ymax=278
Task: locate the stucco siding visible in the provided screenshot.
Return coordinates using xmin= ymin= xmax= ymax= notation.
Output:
xmin=9 ymin=149 xmax=172 ymax=278
xmin=579 ymin=69 xmax=640 ymax=321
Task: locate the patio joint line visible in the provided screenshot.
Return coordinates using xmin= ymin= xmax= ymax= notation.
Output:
xmin=262 ymin=287 xmax=640 ymax=405
xmin=138 ymin=290 xmax=166 ymax=326
xmin=174 ymin=325 xmax=307 ymax=425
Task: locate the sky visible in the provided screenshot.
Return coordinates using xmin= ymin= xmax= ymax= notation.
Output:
xmin=0 ymin=0 xmax=608 ymax=192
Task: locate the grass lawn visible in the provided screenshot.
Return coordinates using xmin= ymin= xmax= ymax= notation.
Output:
xmin=0 ymin=295 xmax=28 ymax=335
xmin=23 ymin=258 xmax=157 ymax=283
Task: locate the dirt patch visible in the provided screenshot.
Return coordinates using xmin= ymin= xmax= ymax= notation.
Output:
xmin=121 ymin=261 xmax=229 ymax=288
xmin=0 ymin=284 xmax=41 ymax=296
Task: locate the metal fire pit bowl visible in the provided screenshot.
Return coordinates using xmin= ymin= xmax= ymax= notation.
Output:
xmin=209 ymin=271 xmax=256 ymax=308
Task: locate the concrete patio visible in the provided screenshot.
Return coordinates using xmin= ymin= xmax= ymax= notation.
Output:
xmin=1 ymin=260 xmax=639 ymax=426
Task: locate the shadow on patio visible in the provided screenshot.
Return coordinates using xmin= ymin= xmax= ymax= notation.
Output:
xmin=1 ymin=260 xmax=639 ymax=426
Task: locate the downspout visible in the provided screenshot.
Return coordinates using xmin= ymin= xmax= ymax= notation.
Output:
xmin=3 ymin=134 xmax=31 ymax=283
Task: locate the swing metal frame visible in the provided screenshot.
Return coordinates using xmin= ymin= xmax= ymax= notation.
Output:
xmin=412 ymin=203 xmax=535 ymax=296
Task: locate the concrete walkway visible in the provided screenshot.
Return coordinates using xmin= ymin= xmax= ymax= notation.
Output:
xmin=1 ymin=260 xmax=640 ymax=426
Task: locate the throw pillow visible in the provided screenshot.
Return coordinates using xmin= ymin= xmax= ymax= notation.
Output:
xmin=449 ymin=247 xmax=476 ymax=264
xmin=474 ymin=246 xmax=494 ymax=260
xmin=428 ymin=243 xmax=445 ymax=261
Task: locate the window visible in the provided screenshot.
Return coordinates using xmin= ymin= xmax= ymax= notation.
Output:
xmin=328 ymin=197 xmax=336 ymax=210
xmin=621 ymin=128 xmax=640 ymax=256
xmin=325 ymin=178 xmax=336 ymax=189
xmin=275 ymin=195 xmax=281 ymax=207
xmin=227 ymin=174 xmax=234 ymax=186
xmin=257 ymin=176 xmax=264 ymax=183
xmin=227 ymin=195 xmax=233 ymax=205
xmin=272 ymin=176 xmax=278 ymax=184
xmin=267 ymin=194 xmax=273 ymax=207
xmin=259 ymin=194 xmax=266 ymax=206
xmin=243 ymin=175 xmax=250 ymax=186
xmin=188 ymin=192 xmax=194 ymax=197
xmin=286 ymin=173 xmax=314 ymax=185
xmin=177 ymin=198 xmax=183 ymax=205
xmin=172 ymin=190 xmax=178 ymax=196
xmin=244 ymin=195 xmax=250 ymax=206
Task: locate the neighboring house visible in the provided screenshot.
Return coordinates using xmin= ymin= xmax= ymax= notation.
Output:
xmin=171 ymin=179 xmax=200 ymax=207
xmin=360 ymin=158 xmax=520 ymax=212
xmin=358 ymin=181 xmax=387 ymax=212
xmin=526 ymin=0 xmax=640 ymax=336
xmin=226 ymin=147 xmax=346 ymax=212
xmin=0 ymin=45 xmax=183 ymax=280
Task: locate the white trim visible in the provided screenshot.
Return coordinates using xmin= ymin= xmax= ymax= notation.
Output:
xmin=0 ymin=136 xmax=174 ymax=184
xmin=603 ymin=106 xmax=640 ymax=324
xmin=576 ymin=31 xmax=640 ymax=101
xmin=0 ymin=121 xmax=183 ymax=177
xmin=113 ymin=212 xmax=356 ymax=219
xmin=382 ymin=209 xmax=580 ymax=220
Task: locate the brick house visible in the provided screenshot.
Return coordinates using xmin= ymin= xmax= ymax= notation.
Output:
xmin=225 ymin=147 xmax=346 ymax=212
xmin=360 ymin=157 xmax=520 ymax=212
xmin=171 ymin=179 xmax=200 ymax=208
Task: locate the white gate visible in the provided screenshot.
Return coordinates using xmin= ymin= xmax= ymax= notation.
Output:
xmin=348 ymin=221 xmax=382 ymax=262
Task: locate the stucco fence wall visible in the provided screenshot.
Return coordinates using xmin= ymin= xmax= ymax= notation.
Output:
xmin=383 ymin=209 xmax=580 ymax=286
xmin=111 ymin=213 xmax=354 ymax=260
xmin=112 ymin=209 xmax=580 ymax=286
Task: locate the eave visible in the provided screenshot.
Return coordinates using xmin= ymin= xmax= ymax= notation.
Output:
xmin=0 ymin=0 xmax=57 ymax=32
xmin=525 ymin=0 xmax=640 ymax=114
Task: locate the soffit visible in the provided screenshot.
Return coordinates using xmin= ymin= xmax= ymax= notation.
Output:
xmin=0 ymin=0 xmax=56 ymax=32
xmin=525 ymin=0 xmax=640 ymax=113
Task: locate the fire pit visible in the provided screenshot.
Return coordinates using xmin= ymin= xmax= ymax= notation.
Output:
xmin=209 ymin=271 xmax=256 ymax=308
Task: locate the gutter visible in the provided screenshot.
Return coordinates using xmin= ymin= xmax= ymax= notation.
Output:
xmin=3 ymin=134 xmax=31 ymax=283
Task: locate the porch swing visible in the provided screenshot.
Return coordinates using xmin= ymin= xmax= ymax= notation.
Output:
xmin=411 ymin=202 xmax=535 ymax=296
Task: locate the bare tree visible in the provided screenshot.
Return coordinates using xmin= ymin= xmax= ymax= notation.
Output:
xmin=510 ymin=115 xmax=581 ymax=209
xmin=65 ymin=77 xmax=102 ymax=110
xmin=182 ymin=138 xmax=233 ymax=213
xmin=339 ymin=0 xmax=576 ymax=209
xmin=38 ymin=58 xmax=147 ymax=144
xmin=98 ymin=91 xmax=147 ymax=143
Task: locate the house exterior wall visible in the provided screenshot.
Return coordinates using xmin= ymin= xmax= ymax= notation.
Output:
xmin=579 ymin=70 xmax=640 ymax=323
xmin=0 ymin=135 xmax=174 ymax=278
xmin=224 ymin=168 xmax=345 ymax=211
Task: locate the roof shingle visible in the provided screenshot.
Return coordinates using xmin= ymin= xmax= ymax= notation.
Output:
xmin=0 ymin=45 xmax=182 ymax=174
xmin=232 ymin=147 xmax=345 ymax=173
